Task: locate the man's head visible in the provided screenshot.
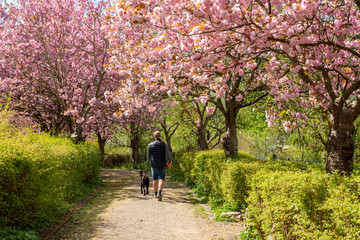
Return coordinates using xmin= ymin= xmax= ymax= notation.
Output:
xmin=154 ymin=131 xmax=161 ymax=139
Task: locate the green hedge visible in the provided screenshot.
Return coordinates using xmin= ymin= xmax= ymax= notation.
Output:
xmin=171 ymin=149 xmax=308 ymax=209
xmin=247 ymin=170 xmax=360 ymax=239
xmin=0 ymin=116 xmax=100 ymax=232
xmin=220 ymin=161 xmax=260 ymax=209
xmin=171 ymin=149 xmax=360 ymax=238
xmin=171 ymin=149 xmax=262 ymax=206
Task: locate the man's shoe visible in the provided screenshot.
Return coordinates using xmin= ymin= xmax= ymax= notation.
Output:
xmin=157 ymin=195 xmax=162 ymax=201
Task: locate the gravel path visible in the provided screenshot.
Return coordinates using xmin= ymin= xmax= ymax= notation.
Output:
xmin=90 ymin=169 xmax=243 ymax=240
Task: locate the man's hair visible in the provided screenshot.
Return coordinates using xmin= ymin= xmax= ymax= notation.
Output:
xmin=154 ymin=131 xmax=161 ymax=138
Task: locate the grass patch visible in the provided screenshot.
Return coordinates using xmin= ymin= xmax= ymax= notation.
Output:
xmin=48 ymin=173 xmax=129 ymax=239
xmin=193 ymin=205 xmax=207 ymax=219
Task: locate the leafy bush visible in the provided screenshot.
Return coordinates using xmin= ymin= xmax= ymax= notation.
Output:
xmin=246 ymin=170 xmax=360 ymax=239
xmin=171 ymin=149 xmax=262 ymax=207
xmin=0 ymin=227 xmax=40 ymax=240
xmin=170 ymin=150 xmax=225 ymax=204
xmin=170 ymin=150 xmax=198 ymax=185
xmin=102 ymin=153 xmax=132 ymax=167
xmin=191 ymin=150 xmax=228 ymax=199
xmin=0 ymin=112 xmax=100 ymax=232
xmin=220 ymin=161 xmax=261 ymax=210
xmin=172 ymin=148 xmax=360 ymax=239
xmin=322 ymin=174 xmax=360 ymax=239
xmin=172 ymin=149 xmax=309 ymax=210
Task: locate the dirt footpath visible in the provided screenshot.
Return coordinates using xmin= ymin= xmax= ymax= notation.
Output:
xmin=50 ymin=169 xmax=243 ymax=240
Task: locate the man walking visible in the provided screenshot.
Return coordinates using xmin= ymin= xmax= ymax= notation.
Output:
xmin=147 ymin=131 xmax=172 ymax=201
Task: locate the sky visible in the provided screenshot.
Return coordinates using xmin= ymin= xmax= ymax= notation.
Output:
xmin=1 ymin=0 xmax=107 ymax=4
xmin=1 ymin=0 xmax=17 ymax=5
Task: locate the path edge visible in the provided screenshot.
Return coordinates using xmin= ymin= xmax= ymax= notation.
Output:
xmin=39 ymin=181 xmax=106 ymax=240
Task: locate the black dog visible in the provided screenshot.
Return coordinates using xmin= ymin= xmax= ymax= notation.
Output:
xmin=140 ymin=170 xmax=149 ymax=195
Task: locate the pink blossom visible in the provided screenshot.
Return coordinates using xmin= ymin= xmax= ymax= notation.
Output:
xmin=206 ymin=107 xmax=215 ymax=115
xmin=283 ymin=121 xmax=293 ymax=133
xmin=89 ymin=98 xmax=97 ymax=106
xmin=76 ymin=117 xmax=84 ymax=124
xmin=200 ymin=95 xmax=208 ymax=104
xmin=148 ymin=105 xmax=156 ymax=113
xmin=235 ymin=95 xmax=243 ymax=102
xmin=170 ymin=101 xmax=179 ymax=108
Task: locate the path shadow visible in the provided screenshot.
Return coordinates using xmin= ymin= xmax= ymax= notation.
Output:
xmin=102 ymin=169 xmax=201 ymax=205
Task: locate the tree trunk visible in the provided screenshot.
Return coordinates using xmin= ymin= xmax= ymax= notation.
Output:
xmin=162 ymin=124 xmax=173 ymax=153
xmin=197 ymin=128 xmax=209 ymax=150
xmin=130 ymin=133 xmax=141 ymax=164
xmin=326 ymin=110 xmax=355 ymax=175
xmin=164 ymin=134 xmax=173 ymax=153
xmin=97 ymin=133 xmax=107 ymax=161
xmin=71 ymin=124 xmax=84 ymax=144
xmin=222 ymin=118 xmax=238 ymax=157
xmin=160 ymin=118 xmax=179 ymax=154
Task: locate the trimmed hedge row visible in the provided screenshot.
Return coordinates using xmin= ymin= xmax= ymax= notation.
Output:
xmin=171 ymin=149 xmax=308 ymax=209
xmin=170 ymin=149 xmax=360 ymax=239
xmin=170 ymin=150 xmax=229 ymax=203
xmin=248 ymin=170 xmax=360 ymax=239
xmin=0 ymin=117 xmax=100 ymax=232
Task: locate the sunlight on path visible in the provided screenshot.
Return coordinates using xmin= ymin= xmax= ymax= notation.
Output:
xmin=91 ymin=197 xmax=201 ymax=240
xmin=90 ymin=170 xmax=242 ymax=240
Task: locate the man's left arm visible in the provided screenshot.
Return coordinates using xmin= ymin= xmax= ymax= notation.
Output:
xmin=147 ymin=144 xmax=151 ymax=163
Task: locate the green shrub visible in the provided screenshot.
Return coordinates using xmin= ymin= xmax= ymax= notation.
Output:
xmin=171 ymin=149 xmax=262 ymax=207
xmin=246 ymin=170 xmax=360 ymax=239
xmin=172 ymin=148 xmax=360 ymax=239
xmin=0 ymin=113 xmax=100 ymax=232
xmin=170 ymin=150 xmax=228 ymax=201
xmin=262 ymin=159 xmax=309 ymax=172
xmin=0 ymin=227 xmax=40 ymax=240
xmin=170 ymin=150 xmax=198 ymax=186
xmin=220 ymin=161 xmax=262 ymax=210
xmin=322 ymin=174 xmax=360 ymax=239
xmin=191 ymin=150 xmax=227 ymax=199
xmin=171 ymin=147 xmax=360 ymax=238
xmin=219 ymin=157 xmax=308 ymax=211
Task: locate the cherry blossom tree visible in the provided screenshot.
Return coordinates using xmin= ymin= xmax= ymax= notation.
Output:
xmin=0 ymin=3 xmax=7 ymax=25
xmin=232 ymin=0 xmax=360 ymax=174
xmin=108 ymin=0 xmax=268 ymax=157
xmin=187 ymin=0 xmax=360 ymax=174
xmin=0 ymin=0 xmax=119 ymax=151
xmin=105 ymin=74 xmax=163 ymax=163
xmin=178 ymin=95 xmax=222 ymax=150
xmin=109 ymin=0 xmax=360 ymax=174
xmin=157 ymin=99 xmax=183 ymax=153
